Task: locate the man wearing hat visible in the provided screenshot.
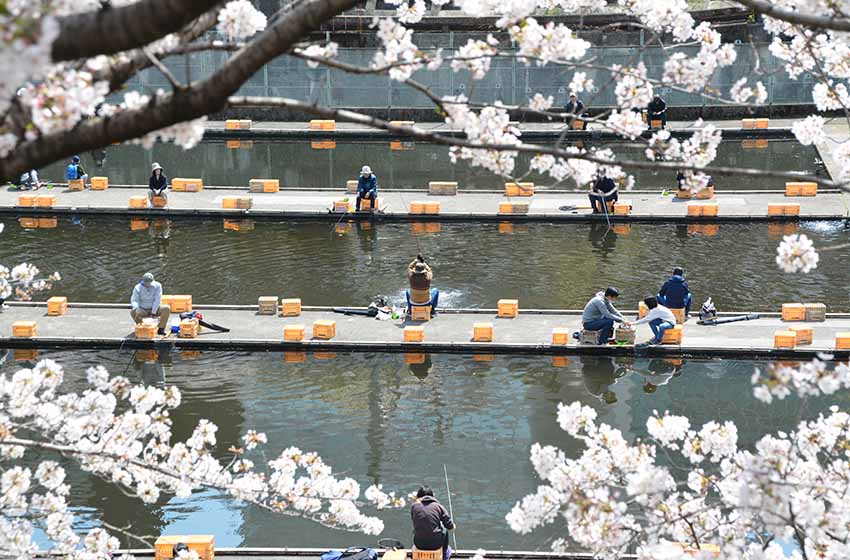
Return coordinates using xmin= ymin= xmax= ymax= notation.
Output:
xmin=564 ymin=92 xmax=585 ymax=128
xmin=130 ymin=272 xmax=171 ymax=335
xmin=406 ymin=254 xmax=439 ymax=317
xmin=356 ymin=165 xmax=378 ymax=212
xmin=149 ymin=162 xmax=168 ymax=203
xmin=65 ymin=155 xmax=88 ymax=185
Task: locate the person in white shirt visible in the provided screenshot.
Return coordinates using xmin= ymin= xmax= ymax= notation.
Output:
xmin=633 ymin=296 xmax=676 ymax=346
xmin=130 ymin=272 xmax=171 ymax=335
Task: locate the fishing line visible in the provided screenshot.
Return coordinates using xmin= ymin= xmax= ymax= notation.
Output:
xmin=443 ymin=464 xmax=459 ymax=550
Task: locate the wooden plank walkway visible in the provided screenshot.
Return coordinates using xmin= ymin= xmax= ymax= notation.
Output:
xmin=3 ymin=302 xmax=849 ymax=359
xmin=3 ymin=186 xmax=847 ymax=223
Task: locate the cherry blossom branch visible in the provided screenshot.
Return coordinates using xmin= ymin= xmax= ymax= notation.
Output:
xmin=734 ymin=0 xmax=850 ymax=32
xmin=52 ymin=0 xmax=222 ymax=61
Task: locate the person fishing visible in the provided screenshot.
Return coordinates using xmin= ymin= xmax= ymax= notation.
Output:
xmin=65 ymin=155 xmax=88 ymax=186
xmin=407 ymin=254 xmax=439 ymax=317
xmin=15 ymin=169 xmax=42 ymax=190
xmin=356 ymin=165 xmax=378 ymax=212
xmin=130 ymin=272 xmax=171 ymax=336
xmin=149 ymin=163 xmax=168 ymax=203
xmin=411 ymin=485 xmax=455 ymax=560
xmin=647 ymin=95 xmax=668 ymax=129
xmin=589 ymin=171 xmax=618 ymax=214
xmin=657 ymin=267 xmax=692 ymax=320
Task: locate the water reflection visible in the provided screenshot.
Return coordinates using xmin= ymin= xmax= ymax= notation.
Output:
xmin=3 ymin=218 xmax=846 ymax=312
xmin=35 ymin=139 xmax=821 ymax=191
xmin=10 ymin=349 xmax=840 ymax=549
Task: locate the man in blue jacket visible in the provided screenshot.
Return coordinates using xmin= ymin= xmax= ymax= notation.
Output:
xmin=356 ymin=165 xmax=378 ymax=212
xmin=657 ymin=267 xmax=692 ymax=319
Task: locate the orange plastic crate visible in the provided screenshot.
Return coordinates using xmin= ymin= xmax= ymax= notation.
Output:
xmin=473 ymin=323 xmax=493 ymax=342
xmin=805 ymin=303 xmax=827 ymax=322
xmin=613 ymin=202 xmax=631 ymax=215
xmin=360 ymin=197 xmax=380 ymax=211
xmin=836 ymin=332 xmax=850 ymax=350
xmin=47 ymin=296 xmax=68 ymax=316
xmin=497 ymin=299 xmax=519 ymax=318
xmin=129 ymin=196 xmax=148 ymax=208
xmin=134 ymin=323 xmax=155 ymax=340
xmin=790 ymin=325 xmax=813 ymax=345
xmin=423 ymin=201 xmax=440 ymax=214
xmin=333 ymin=200 xmax=351 ymax=213
xmin=505 ymin=182 xmax=534 ymax=197
xmin=312 ymin=320 xmax=336 ymax=339
xmin=410 ymin=201 xmax=427 ymax=214
xmin=309 ymin=119 xmax=336 ymax=130
xmin=774 ymin=330 xmax=797 ymax=349
xmin=695 ymin=186 xmax=714 ymax=200
xmin=412 ymin=549 xmax=442 ymax=560
xmin=90 ymin=177 xmax=109 ymax=190
xmin=782 ymin=303 xmax=806 ymax=321
xmin=225 ymin=119 xmax=240 ymax=130
xmin=67 ymin=179 xmax=85 ymax=191
xmin=281 ymin=298 xmax=301 ymax=316
xmin=36 ymin=194 xmax=55 ymax=208
xmin=12 ymin=321 xmax=37 ymax=338
xmin=171 ymin=178 xmax=203 ymax=192
xmin=670 ymin=307 xmax=687 ymax=324
xmin=404 ymin=325 xmax=425 ymax=342
xmin=661 ymin=325 xmax=683 ymax=344
xmin=154 ymin=535 xmax=214 ymax=560
xmin=179 ymin=319 xmax=199 ymax=338
xmin=551 ymin=328 xmax=570 ymax=346
xmin=283 ymin=324 xmax=305 ymax=341
xmin=17 ymin=194 xmax=36 ymax=207
xmin=249 ymin=179 xmax=280 ymax=193
xmin=410 ymin=305 xmax=431 ymax=321
xmin=162 ymin=295 xmax=192 ymax=313
xmin=151 ymin=196 xmax=167 ymax=208
xmin=346 ymin=180 xmax=358 ymax=194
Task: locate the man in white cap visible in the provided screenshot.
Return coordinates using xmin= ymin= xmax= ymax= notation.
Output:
xmin=130 ymin=272 xmax=171 ymax=335
xmin=149 ymin=162 xmax=168 ymax=203
xmin=356 ymin=165 xmax=378 ymax=212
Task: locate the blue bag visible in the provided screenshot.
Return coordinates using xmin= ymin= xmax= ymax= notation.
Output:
xmin=65 ymin=164 xmax=78 ymax=180
xmin=321 ymin=548 xmax=377 ymax=560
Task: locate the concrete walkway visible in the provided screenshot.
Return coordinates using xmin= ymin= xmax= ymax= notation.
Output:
xmin=4 ymin=185 xmax=847 ymax=222
xmin=205 ymin=118 xmax=798 ymax=140
xmin=3 ymin=302 xmax=848 ymax=359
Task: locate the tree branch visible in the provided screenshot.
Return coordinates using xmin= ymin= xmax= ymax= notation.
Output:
xmin=0 ymin=0 xmax=361 ymax=179
xmin=735 ymin=0 xmax=850 ymax=32
xmin=143 ymin=48 xmax=184 ymax=90
xmin=52 ymin=0 xmax=222 ymax=62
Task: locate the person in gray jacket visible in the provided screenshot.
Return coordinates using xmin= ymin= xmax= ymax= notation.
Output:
xmin=582 ymin=287 xmax=628 ymax=344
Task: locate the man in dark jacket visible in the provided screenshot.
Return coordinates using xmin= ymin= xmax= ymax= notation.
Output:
xmin=647 ymin=95 xmax=667 ymax=129
xmin=564 ymin=92 xmax=585 ymax=128
xmin=657 ymin=267 xmax=692 ymax=318
xmin=411 ymin=486 xmax=455 ymax=560
xmin=356 ymin=165 xmax=378 ymax=212
xmin=589 ymin=172 xmax=618 ymax=214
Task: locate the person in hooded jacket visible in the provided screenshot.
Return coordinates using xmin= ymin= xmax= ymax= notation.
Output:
xmin=657 ymin=267 xmax=692 ymax=319
xmin=411 ymin=485 xmax=455 ymax=560
xmin=149 ymin=162 xmax=168 ymax=203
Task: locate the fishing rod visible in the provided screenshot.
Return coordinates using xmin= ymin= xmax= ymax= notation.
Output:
xmin=443 ymin=464 xmax=458 ymax=550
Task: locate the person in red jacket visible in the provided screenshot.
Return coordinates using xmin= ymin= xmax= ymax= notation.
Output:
xmin=410 ymin=486 xmax=455 ymax=560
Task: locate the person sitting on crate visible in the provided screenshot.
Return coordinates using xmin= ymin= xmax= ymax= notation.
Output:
xmin=65 ymin=155 xmax=88 ymax=185
xmin=633 ymin=296 xmax=677 ymax=347
xmin=411 ymin=485 xmax=455 ymax=560
xmin=564 ymin=92 xmax=585 ymax=128
xmin=588 ymin=171 xmax=619 ymax=214
xmin=130 ymin=272 xmax=171 ymax=336
xmin=407 ymin=254 xmax=439 ymax=317
xmin=647 ymin=95 xmax=668 ymax=129
xmin=581 ymin=287 xmax=627 ymax=345
xmin=657 ymin=266 xmax=692 ymax=320
xmin=356 ymin=165 xmax=378 ymax=212
xmin=149 ymin=162 xmax=168 ymax=203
